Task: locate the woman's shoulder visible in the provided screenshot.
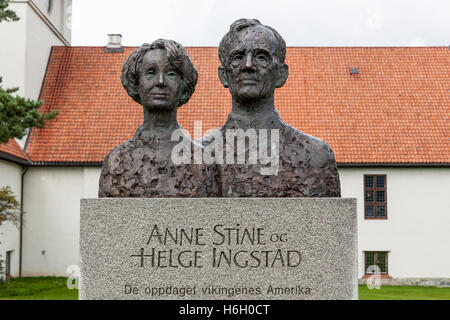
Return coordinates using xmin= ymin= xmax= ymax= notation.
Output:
xmin=100 ymin=138 xmax=140 ymax=175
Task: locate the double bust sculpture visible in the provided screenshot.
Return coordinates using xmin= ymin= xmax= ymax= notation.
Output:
xmin=99 ymin=19 xmax=341 ymax=198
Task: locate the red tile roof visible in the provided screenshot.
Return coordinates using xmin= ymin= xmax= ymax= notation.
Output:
xmin=0 ymin=138 xmax=29 ymax=163
xmin=26 ymin=46 xmax=450 ymax=165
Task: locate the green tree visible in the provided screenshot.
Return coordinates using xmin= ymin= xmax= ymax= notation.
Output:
xmin=0 ymin=186 xmax=19 ymax=226
xmin=0 ymin=0 xmax=20 ymax=281
xmin=0 ymin=0 xmax=19 ymax=23
xmin=0 ymin=78 xmax=58 ymax=143
xmin=0 ymin=0 xmax=58 ymax=143
xmin=0 ymin=0 xmax=49 ymax=280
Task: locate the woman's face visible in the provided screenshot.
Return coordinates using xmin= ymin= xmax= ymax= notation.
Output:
xmin=138 ymin=49 xmax=183 ymax=111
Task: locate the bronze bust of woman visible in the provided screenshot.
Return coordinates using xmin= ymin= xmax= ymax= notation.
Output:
xmin=99 ymin=39 xmax=218 ymax=197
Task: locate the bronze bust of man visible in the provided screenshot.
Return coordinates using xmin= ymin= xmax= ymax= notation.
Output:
xmin=201 ymin=19 xmax=341 ymax=197
xmin=99 ymin=39 xmax=218 ymax=197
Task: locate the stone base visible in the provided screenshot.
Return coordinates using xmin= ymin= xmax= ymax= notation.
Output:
xmin=80 ymin=198 xmax=357 ymax=300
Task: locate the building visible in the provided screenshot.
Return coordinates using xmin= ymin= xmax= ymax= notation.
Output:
xmin=0 ymin=0 xmax=71 ymax=279
xmin=0 ymin=139 xmax=29 ymax=279
xmin=0 ymin=40 xmax=449 ymax=283
xmin=0 ymin=0 xmax=71 ymax=103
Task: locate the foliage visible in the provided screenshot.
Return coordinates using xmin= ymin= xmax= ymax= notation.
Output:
xmin=0 ymin=77 xmax=59 ymax=143
xmin=0 ymin=186 xmax=19 ymax=225
xmin=0 ymin=0 xmax=19 ymax=23
xmin=0 ymin=0 xmax=57 ymax=281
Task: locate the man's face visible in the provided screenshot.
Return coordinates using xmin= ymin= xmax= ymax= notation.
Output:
xmin=222 ymin=26 xmax=282 ymax=103
xmin=138 ymin=49 xmax=183 ymax=111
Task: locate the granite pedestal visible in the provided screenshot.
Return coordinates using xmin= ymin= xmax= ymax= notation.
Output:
xmin=80 ymin=198 xmax=357 ymax=300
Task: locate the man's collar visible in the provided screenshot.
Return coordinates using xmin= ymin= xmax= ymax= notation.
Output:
xmin=223 ymin=108 xmax=284 ymax=130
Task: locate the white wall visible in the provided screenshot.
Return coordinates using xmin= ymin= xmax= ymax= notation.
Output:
xmin=31 ymin=0 xmax=72 ymax=42
xmin=22 ymin=166 xmax=100 ymax=276
xmin=0 ymin=3 xmax=27 ymax=96
xmin=339 ymin=167 xmax=450 ymax=279
xmin=1 ymin=1 xmax=71 ymax=148
xmin=1 ymin=1 xmax=71 ymax=100
xmin=24 ymin=3 xmax=65 ymax=99
xmin=0 ymin=159 xmax=23 ymax=278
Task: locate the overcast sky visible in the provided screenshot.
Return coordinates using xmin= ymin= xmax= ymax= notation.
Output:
xmin=72 ymin=0 xmax=449 ymax=47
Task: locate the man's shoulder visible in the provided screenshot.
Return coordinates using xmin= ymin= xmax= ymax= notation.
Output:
xmin=281 ymin=122 xmax=337 ymax=165
xmin=195 ymin=127 xmax=225 ymax=147
xmin=104 ymin=125 xmax=147 ymax=160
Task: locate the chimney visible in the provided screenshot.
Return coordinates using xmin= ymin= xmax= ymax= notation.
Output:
xmin=105 ymin=34 xmax=123 ymax=53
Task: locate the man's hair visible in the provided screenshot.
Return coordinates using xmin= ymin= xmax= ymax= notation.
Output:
xmin=218 ymin=18 xmax=286 ymax=67
xmin=121 ymin=39 xmax=198 ymax=107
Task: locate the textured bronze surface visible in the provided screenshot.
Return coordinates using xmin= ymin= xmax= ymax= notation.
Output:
xmin=99 ymin=22 xmax=341 ymax=198
xmin=200 ymin=19 xmax=341 ymax=197
xmin=99 ymin=39 xmax=218 ymax=197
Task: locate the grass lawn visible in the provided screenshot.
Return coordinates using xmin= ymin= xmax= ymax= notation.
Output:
xmin=359 ymin=285 xmax=450 ymax=300
xmin=0 ymin=277 xmax=78 ymax=300
xmin=1 ymin=278 xmax=449 ymax=300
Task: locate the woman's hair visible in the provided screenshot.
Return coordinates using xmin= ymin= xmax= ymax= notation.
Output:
xmin=121 ymin=39 xmax=198 ymax=107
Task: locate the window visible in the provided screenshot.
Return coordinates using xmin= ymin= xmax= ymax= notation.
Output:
xmin=364 ymin=251 xmax=388 ymax=275
xmin=364 ymin=175 xmax=387 ymax=219
xmin=45 ymin=0 xmax=53 ymax=13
